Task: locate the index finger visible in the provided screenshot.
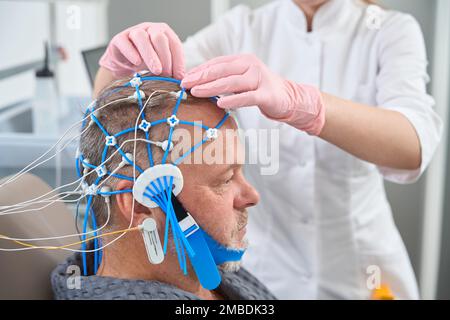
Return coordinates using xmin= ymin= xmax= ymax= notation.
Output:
xmin=181 ymin=58 xmax=248 ymax=89
xmin=163 ymin=27 xmax=186 ymax=80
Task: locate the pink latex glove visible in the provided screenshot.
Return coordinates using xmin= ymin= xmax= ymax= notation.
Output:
xmin=181 ymin=54 xmax=325 ymax=136
xmin=99 ymin=22 xmax=185 ymax=79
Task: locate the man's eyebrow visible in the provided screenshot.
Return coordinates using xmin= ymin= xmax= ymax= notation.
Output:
xmin=217 ymin=163 xmax=241 ymax=175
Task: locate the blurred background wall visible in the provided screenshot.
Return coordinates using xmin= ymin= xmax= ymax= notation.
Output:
xmin=0 ymin=0 xmax=449 ymax=299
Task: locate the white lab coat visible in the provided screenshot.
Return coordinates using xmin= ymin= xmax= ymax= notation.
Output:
xmin=184 ymin=0 xmax=442 ymax=299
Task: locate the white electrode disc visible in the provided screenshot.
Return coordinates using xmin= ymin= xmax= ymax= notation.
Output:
xmin=133 ymin=164 xmax=183 ymax=208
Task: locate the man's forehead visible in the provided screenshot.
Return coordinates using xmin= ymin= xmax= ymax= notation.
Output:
xmin=180 ymin=161 xmax=242 ymax=181
xmin=177 ymin=100 xmax=235 ymax=129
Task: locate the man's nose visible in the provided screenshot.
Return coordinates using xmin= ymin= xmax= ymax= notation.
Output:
xmin=236 ymin=178 xmax=260 ymax=209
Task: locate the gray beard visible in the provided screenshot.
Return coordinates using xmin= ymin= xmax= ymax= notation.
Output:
xmin=218 ymin=237 xmax=249 ymax=272
xmin=219 ymin=261 xmax=242 ymax=272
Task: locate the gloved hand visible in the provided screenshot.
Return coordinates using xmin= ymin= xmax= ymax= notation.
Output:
xmin=181 ymin=54 xmax=325 ymax=136
xmin=99 ymin=22 xmax=185 ymax=79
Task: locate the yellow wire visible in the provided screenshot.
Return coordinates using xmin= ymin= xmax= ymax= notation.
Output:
xmin=0 ymin=226 xmax=141 ymax=250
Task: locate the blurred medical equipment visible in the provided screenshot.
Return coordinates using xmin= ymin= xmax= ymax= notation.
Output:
xmin=82 ymin=46 xmax=106 ymax=87
xmin=0 ymin=41 xmax=88 ymax=188
xmin=371 ymin=284 xmax=395 ymax=300
xmin=34 ymin=42 xmax=63 ymax=135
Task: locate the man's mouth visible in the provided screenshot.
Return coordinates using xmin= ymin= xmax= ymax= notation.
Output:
xmin=237 ymin=210 xmax=248 ymax=231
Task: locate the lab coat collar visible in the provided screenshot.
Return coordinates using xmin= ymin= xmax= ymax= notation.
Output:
xmin=283 ymin=0 xmax=357 ymax=35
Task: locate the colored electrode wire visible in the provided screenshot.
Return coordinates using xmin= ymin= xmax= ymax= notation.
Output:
xmin=0 ymin=226 xmax=140 ymax=250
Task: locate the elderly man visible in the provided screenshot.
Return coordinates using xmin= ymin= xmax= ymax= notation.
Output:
xmin=51 ymin=75 xmax=275 ymax=300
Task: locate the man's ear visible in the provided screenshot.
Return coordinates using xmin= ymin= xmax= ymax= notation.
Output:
xmin=114 ymin=179 xmax=152 ymax=227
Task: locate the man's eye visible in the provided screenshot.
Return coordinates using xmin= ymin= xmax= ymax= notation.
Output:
xmin=224 ymin=174 xmax=234 ymax=185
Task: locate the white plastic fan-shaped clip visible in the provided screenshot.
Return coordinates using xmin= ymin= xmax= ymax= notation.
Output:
xmin=133 ymin=164 xmax=183 ymax=208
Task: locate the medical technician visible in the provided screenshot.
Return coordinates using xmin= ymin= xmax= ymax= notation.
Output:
xmin=94 ymin=0 xmax=442 ymax=299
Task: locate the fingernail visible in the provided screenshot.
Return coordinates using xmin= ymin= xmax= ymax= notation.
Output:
xmin=190 ymin=87 xmax=198 ymax=95
xmin=181 ymin=76 xmax=196 ymax=88
xmin=181 ymin=75 xmax=193 ymax=85
xmin=216 ymin=99 xmax=226 ymax=108
xmin=152 ymin=66 xmax=162 ymax=75
xmin=190 ymin=87 xmax=205 ymax=96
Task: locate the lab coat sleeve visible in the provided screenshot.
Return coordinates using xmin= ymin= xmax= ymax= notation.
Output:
xmin=183 ymin=5 xmax=252 ymax=70
xmin=375 ymin=12 xmax=443 ymax=184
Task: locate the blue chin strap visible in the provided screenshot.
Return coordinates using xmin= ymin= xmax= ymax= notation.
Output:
xmin=76 ymin=74 xmax=243 ymax=290
xmin=181 ymin=227 xmax=246 ymax=290
xmin=171 ymin=193 xmax=246 ymax=290
xmin=201 ymin=230 xmax=245 ymax=265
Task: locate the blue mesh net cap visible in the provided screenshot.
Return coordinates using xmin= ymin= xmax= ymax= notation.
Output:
xmin=76 ymin=74 xmax=235 ymax=290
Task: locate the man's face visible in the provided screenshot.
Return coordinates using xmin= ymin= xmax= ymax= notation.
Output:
xmin=175 ymin=102 xmax=260 ymax=250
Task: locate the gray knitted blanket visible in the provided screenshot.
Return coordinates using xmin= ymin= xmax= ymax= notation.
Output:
xmin=51 ymin=252 xmax=276 ymax=300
